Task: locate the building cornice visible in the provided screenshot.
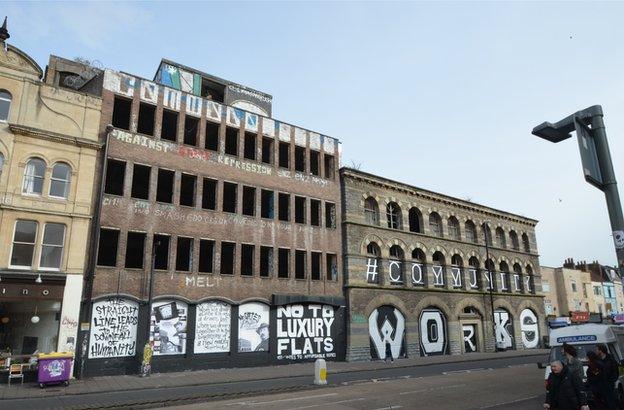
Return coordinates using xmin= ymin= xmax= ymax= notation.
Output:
xmin=9 ymin=123 xmax=102 ymax=150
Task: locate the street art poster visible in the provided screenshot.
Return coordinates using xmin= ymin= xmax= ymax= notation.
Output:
xmin=494 ymin=309 xmax=514 ymax=349
xmin=194 ymin=301 xmax=231 ymax=354
xmin=369 ymin=305 xmax=406 ymax=360
xmin=275 ymin=304 xmax=337 ymax=361
xmin=238 ymin=302 xmax=270 ymax=352
xmin=462 ymin=324 xmax=478 ymax=353
xmin=366 ymin=257 xmax=380 ymax=284
xmin=419 ymin=309 xmax=447 ymax=356
xmin=519 ymin=309 xmax=539 ymax=349
xmin=388 ymin=261 xmax=403 ymax=284
xmin=150 ymin=300 xmax=188 ymax=356
xmin=89 ymin=298 xmax=139 ymax=358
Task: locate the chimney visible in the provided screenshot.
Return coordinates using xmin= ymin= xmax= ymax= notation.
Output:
xmin=563 ymin=258 xmax=575 ymax=269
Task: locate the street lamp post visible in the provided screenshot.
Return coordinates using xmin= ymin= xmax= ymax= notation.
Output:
xmin=482 ymin=222 xmax=497 ymax=351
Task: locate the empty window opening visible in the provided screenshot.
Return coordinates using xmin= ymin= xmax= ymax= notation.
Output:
xmin=295 ymin=250 xmax=306 ymax=279
xmin=260 ymin=247 xmax=272 ymax=277
xmin=262 ymin=138 xmax=273 ymax=164
xmin=104 ymin=159 xmax=126 ymax=196
xmin=409 ymin=208 xmax=422 ymax=233
xmin=241 ymin=244 xmax=254 ymax=276
xmin=244 ymin=132 xmax=256 ymax=160
xmin=205 ymin=122 xmax=220 ymax=151
xmin=324 ymin=155 xmax=335 ymax=179
xmin=156 ymin=169 xmax=174 ymax=203
xmin=220 ymin=242 xmax=235 ymax=275
xmin=310 ymin=200 xmax=321 ymax=226
xmin=295 ymin=146 xmax=306 ymax=172
xmin=311 ymin=252 xmax=322 ymax=280
xmin=202 ymin=178 xmax=217 ymax=210
xmin=242 ymin=186 xmax=256 ymax=216
xmin=295 ymin=196 xmax=306 ymax=224
xmin=325 ymin=202 xmax=336 ymax=228
xmin=198 ymin=239 xmax=214 ymax=273
xmin=137 ymin=103 xmax=155 ymax=136
xmin=131 ymin=164 xmax=151 ymax=200
xmin=223 ymin=182 xmax=237 ymax=213
xmin=112 ymin=96 xmax=131 ymax=130
xmin=180 ymin=174 xmax=197 ymax=207
xmin=326 ymin=253 xmax=337 ymax=281
xmin=278 ymin=248 xmax=289 ymax=278
xmin=279 ymin=142 xmax=290 ymax=168
xmin=225 ymin=127 xmax=238 ymax=156
xmin=201 ymin=78 xmax=225 ymax=102
xmin=125 ymin=232 xmax=146 ymax=269
xmin=310 ymin=151 xmax=320 ymax=176
xmin=278 ymin=193 xmax=290 ymax=221
xmin=176 ymin=237 xmax=193 ymax=272
xmin=261 ymin=190 xmax=274 ymax=219
xmin=184 ymin=115 xmax=199 ymax=146
xmin=161 ymin=109 xmax=178 ymax=142
xmin=153 ymin=234 xmax=170 ymax=270
xmin=97 ymin=228 xmax=119 ymax=267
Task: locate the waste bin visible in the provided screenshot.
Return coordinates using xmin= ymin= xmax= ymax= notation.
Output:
xmin=37 ymin=352 xmax=73 ymax=388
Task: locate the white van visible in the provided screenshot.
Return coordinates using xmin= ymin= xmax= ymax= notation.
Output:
xmin=539 ymin=324 xmax=624 ymax=405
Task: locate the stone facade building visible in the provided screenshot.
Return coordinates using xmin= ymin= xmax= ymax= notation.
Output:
xmin=0 ymin=35 xmax=101 ymax=362
xmin=81 ymin=60 xmax=343 ymax=376
xmin=341 ymin=168 xmax=545 ymax=361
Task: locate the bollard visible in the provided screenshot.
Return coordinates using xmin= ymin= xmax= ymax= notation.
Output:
xmin=314 ymin=358 xmax=327 ymax=385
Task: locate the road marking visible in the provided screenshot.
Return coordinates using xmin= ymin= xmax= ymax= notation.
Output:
xmin=373 ymin=406 xmax=403 ymax=410
xmin=399 ymin=383 xmax=466 ymax=395
xmin=479 ymin=395 xmax=539 ymax=409
xmin=442 ymin=368 xmax=487 ymax=374
xmin=507 ymin=363 xmax=532 ymax=368
xmin=288 ymin=398 xmax=366 ymax=409
xmin=225 ymin=392 xmax=339 ymax=406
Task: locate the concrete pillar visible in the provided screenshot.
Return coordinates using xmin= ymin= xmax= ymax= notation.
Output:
xmin=57 ymin=273 xmax=84 ymax=378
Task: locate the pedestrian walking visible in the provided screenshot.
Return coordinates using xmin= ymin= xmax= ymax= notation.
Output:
xmin=595 ymin=344 xmax=619 ymax=410
xmin=587 ymin=351 xmax=607 ymax=410
xmin=544 ymin=360 xmax=589 ymax=410
xmin=563 ymin=343 xmax=584 ymax=384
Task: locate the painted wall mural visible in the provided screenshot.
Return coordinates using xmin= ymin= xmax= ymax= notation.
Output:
xmin=150 ymin=300 xmax=188 ymax=356
xmin=89 ymin=298 xmax=139 ymax=359
xmin=462 ymin=324 xmax=478 ymax=353
xmin=494 ymin=309 xmax=514 ymax=349
xmin=369 ymin=305 xmax=406 ymax=360
xmin=275 ymin=304 xmax=337 ymax=361
xmin=519 ymin=309 xmax=539 ymax=349
xmin=419 ymin=308 xmax=447 ymax=356
xmin=194 ymin=301 xmax=231 ymax=354
xmin=238 ymin=302 xmax=270 ymax=352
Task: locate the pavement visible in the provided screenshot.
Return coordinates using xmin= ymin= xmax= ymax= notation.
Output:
xmin=0 ymin=349 xmax=548 ymax=404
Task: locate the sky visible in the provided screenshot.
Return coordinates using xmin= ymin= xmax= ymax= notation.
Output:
xmin=4 ymin=1 xmax=624 ymax=268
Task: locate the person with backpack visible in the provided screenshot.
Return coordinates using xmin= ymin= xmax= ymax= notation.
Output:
xmin=595 ymin=344 xmax=619 ymax=410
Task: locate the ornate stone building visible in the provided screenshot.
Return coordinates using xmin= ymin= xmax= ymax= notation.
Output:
xmin=341 ymin=168 xmax=545 ymax=360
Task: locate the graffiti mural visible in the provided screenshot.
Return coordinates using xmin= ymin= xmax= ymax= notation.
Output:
xmin=462 ymin=324 xmax=478 ymax=353
xmin=369 ymin=305 xmax=406 ymax=360
xmin=519 ymin=309 xmax=539 ymax=349
xmin=275 ymin=304 xmax=337 ymax=361
xmin=89 ymin=298 xmax=139 ymax=358
xmin=494 ymin=309 xmax=514 ymax=349
xmin=150 ymin=300 xmax=188 ymax=355
xmin=419 ymin=309 xmax=447 ymax=356
xmin=238 ymin=302 xmax=270 ymax=352
xmin=194 ymin=301 xmax=231 ymax=354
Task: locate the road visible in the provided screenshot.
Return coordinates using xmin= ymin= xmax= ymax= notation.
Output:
xmin=167 ymin=365 xmax=544 ymax=410
xmin=2 ymin=354 xmax=547 ymax=409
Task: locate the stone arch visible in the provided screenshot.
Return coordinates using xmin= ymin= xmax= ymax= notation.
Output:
xmin=429 ymin=244 xmax=449 ymax=258
xmin=493 ymin=298 xmax=514 ymax=315
xmin=361 ymin=233 xmax=384 ymax=254
xmin=497 ymin=255 xmax=510 ymax=265
xmin=408 ymin=241 xmax=428 ymax=255
xmin=413 ymin=295 xmax=452 ymax=320
xmin=49 ymin=157 xmax=78 ymax=172
xmin=516 ymin=299 xmax=543 ymax=319
xmin=363 ymin=294 xmax=409 ymax=319
xmin=453 ymin=297 xmax=486 ymax=319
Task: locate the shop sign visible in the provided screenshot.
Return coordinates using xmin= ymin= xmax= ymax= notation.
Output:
xmin=0 ymin=283 xmax=63 ymax=299
xmin=571 ymin=311 xmax=590 ymax=323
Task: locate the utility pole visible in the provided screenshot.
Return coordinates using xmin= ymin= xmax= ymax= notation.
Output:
xmin=482 ymin=222 xmax=497 ymax=351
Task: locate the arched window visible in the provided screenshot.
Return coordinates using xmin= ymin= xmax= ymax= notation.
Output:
xmin=485 ymin=259 xmax=495 ymax=272
xmin=429 ymin=212 xmax=442 ymax=237
xmin=0 ymin=90 xmax=11 ymax=122
xmin=499 ymin=261 xmax=510 ymax=291
xmin=364 ymin=197 xmax=379 ymax=225
xmin=495 ymin=227 xmax=506 ymax=248
xmin=483 ymin=224 xmax=493 ymax=246
xmin=448 ymin=217 xmax=460 ymax=240
xmin=386 ymin=202 xmax=402 ymax=230
xmin=389 ymin=245 xmax=404 ymax=260
xmin=468 ymin=256 xmax=480 ymax=288
xmin=513 ymin=263 xmax=522 ymax=275
xmin=465 ymin=220 xmax=477 ymax=243
xmin=367 ymin=241 xmax=381 ymax=257
xmin=509 ymin=230 xmax=519 ymax=250
xmin=522 ymin=233 xmax=531 ymax=253
xmin=468 ymin=256 xmax=480 ymax=269
xmin=432 ymin=251 xmax=445 ymax=266
xmin=408 ymin=207 xmax=422 ymax=233
xmin=412 ymin=248 xmax=425 ymax=262
xmin=389 ymin=245 xmax=404 ymax=284
xmin=22 ymin=158 xmax=46 ymax=195
xmin=49 ymin=162 xmax=72 ymax=199
xmin=451 ymin=254 xmax=463 ymax=266
xmin=526 ymin=265 xmax=534 ymax=294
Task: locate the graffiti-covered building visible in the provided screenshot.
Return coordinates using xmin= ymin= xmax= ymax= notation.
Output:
xmin=341 ymin=168 xmax=546 ymax=361
xmin=79 ymin=59 xmax=344 ymax=376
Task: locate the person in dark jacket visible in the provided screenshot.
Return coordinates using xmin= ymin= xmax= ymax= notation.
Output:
xmin=563 ymin=343 xmax=584 ymax=384
xmin=587 ymin=351 xmax=608 ymax=410
xmin=544 ymin=360 xmax=589 ymax=410
xmin=595 ymin=344 xmax=619 ymax=410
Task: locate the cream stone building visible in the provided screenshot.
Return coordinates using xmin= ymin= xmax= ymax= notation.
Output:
xmin=539 ymin=266 xmax=560 ymax=316
xmin=0 ymin=30 xmax=101 ymax=363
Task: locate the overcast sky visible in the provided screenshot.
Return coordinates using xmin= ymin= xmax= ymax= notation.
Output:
xmin=5 ymin=1 xmax=624 ymax=267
